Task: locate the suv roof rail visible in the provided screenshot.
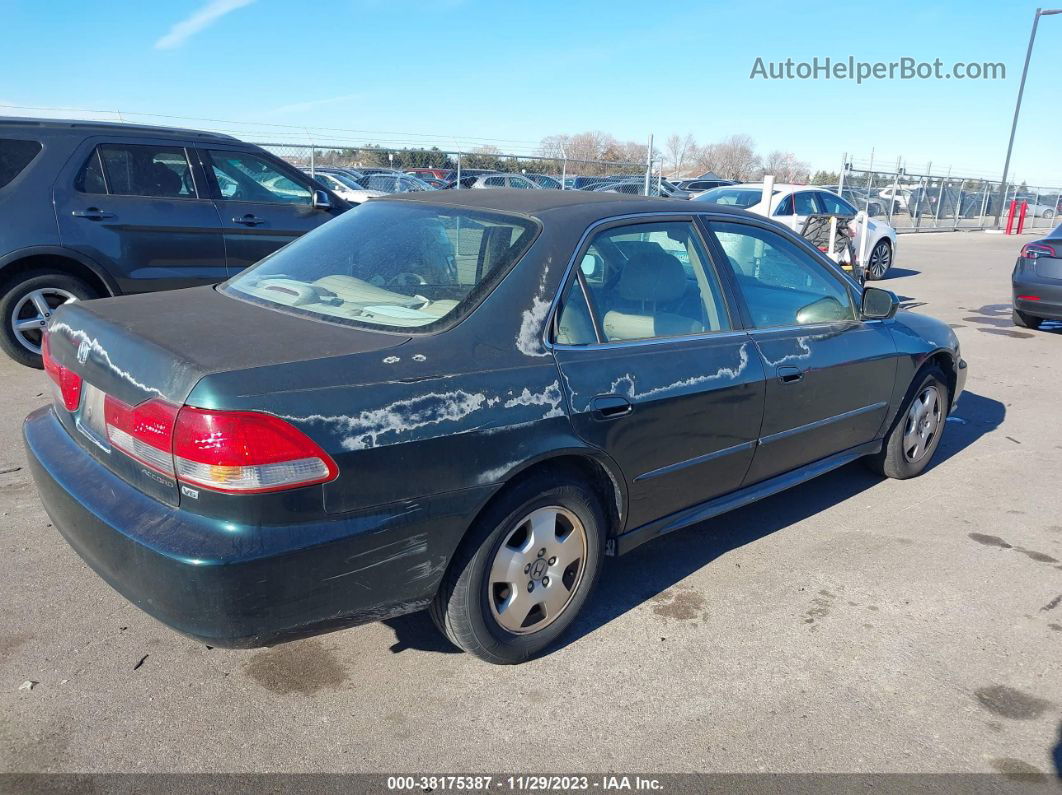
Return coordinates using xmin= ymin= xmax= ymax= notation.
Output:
xmin=0 ymin=116 xmax=240 ymax=142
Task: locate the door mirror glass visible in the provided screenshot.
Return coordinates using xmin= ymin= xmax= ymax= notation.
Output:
xmin=862 ymin=286 xmax=898 ymax=319
xmin=312 ymin=189 xmax=332 ymax=210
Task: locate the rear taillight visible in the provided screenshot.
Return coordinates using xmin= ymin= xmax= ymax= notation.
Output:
xmin=172 ymin=408 xmax=337 ymax=494
xmin=104 ymin=395 xmax=180 ymax=476
xmin=102 ymin=397 xmax=337 ymax=494
xmin=42 ymin=333 xmax=83 ymax=411
xmin=1021 ymin=242 xmax=1056 ymax=259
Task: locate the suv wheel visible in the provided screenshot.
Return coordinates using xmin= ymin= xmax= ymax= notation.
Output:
xmin=0 ymin=271 xmax=98 ymax=368
xmin=430 ymin=474 xmax=605 ymax=664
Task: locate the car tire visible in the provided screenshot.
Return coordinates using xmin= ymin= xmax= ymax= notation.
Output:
xmin=429 ymin=473 xmax=606 ymax=664
xmin=865 ymin=239 xmax=892 ymax=280
xmin=1012 ymin=308 xmax=1043 ymax=330
xmin=1043 ymin=209 xmax=1055 ymax=220
xmin=865 ymin=365 xmax=949 ymax=480
xmin=0 ymin=270 xmax=99 ymax=369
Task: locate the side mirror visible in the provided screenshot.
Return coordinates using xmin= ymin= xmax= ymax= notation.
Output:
xmin=312 ymin=189 xmax=332 ymax=210
xmin=862 ymin=286 xmax=899 ymax=319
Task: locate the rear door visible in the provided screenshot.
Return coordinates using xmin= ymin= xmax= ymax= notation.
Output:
xmin=54 ymin=137 xmax=228 ymax=293
xmin=552 ymin=217 xmax=765 ymax=529
xmin=200 ymin=146 xmax=344 ymax=273
xmin=703 ymin=218 xmax=897 ymax=484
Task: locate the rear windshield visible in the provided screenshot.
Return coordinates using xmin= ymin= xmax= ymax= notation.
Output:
xmin=697 ymin=187 xmax=772 ymax=208
xmin=0 ymin=139 xmax=43 ymax=189
xmin=223 ymin=201 xmax=538 ymax=332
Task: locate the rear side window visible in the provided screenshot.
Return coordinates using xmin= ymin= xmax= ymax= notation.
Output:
xmin=77 ymin=144 xmax=197 ymax=198
xmin=0 ymin=139 xmax=43 ymax=190
xmin=75 ymin=150 xmax=107 ymax=194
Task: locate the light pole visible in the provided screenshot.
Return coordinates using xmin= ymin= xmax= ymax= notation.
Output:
xmin=994 ymin=7 xmax=1062 ymax=228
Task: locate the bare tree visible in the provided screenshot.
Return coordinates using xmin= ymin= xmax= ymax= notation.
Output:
xmin=759 ymin=150 xmax=811 ymax=183
xmin=689 ymin=143 xmax=717 ymax=176
xmin=665 ymin=133 xmax=697 ymax=176
xmin=712 ymin=134 xmax=761 ymax=181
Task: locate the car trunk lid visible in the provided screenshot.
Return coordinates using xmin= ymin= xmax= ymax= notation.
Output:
xmin=45 ymin=285 xmax=410 ymax=505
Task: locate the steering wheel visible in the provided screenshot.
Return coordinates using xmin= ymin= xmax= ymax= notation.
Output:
xmin=389 ymin=272 xmax=427 ymax=289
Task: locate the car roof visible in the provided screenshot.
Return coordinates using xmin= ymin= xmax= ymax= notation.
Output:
xmin=383 ymin=186 xmax=749 ymax=221
xmin=0 ymin=116 xmax=239 ymax=142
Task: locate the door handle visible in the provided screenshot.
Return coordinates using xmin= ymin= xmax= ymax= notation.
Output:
xmin=71 ymin=208 xmax=115 ymax=220
xmin=233 ymin=214 xmax=266 ymax=226
xmin=590 ymin=394 xmax=632 ymax=420
xmin=777 ymin=366 xmax=804 ymax=384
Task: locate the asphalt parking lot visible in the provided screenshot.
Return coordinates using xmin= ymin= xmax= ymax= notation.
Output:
xmin=1 ymin=231 xmax=1060 ymax=778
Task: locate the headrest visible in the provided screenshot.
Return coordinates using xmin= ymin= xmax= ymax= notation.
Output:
xmin=616 ymin=247 xmax=687 ymax=303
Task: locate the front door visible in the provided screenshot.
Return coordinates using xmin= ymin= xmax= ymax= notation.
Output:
xmin=54 ymin=138 xmax=228 ymax=293
xmin=200 ymin=147 xmax=344 ymax=273
xmin=703 ymin=219 xmax=898 ymax=484
xmin=551 ymin=218 xmax=766 ymax=529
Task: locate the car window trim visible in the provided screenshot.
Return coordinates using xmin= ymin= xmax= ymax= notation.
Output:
xmin=699 ymin=216 xmax=862 ymax=330
xmin=545 ymin=212 xmax=739 ymax=351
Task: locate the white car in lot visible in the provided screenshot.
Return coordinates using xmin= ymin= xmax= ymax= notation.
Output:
xmin=304 ymin=169 xmax=386 ymax=204
xmin=694 ymin=183 xmax=899 ymax=280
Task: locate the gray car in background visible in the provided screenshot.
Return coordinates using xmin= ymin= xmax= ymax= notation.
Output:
xmin=1012 ymin=226 xmax=1062 ymax=329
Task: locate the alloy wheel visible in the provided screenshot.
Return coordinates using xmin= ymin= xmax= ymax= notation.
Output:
xmin=867 ymin=241 xmax=891 ymax=279
xmin=488 ymin=506 xmax=587 ymax=635
xmin=902 ymin=385 xmax=942 ymax=463
xmin=10 ymin=288 xmax=78 ymax=355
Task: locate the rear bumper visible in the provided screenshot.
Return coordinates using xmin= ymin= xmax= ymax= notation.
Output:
xmin=1013 ymin=272 xmax=1062 ymax=320
xmin=24 ymin=406 xmax=491 ymax=647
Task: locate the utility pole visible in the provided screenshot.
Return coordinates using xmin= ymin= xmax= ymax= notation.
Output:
xmin=993 ymin=8 xmax=1062 ymax=228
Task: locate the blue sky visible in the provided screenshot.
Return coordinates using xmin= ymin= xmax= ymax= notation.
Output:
xmin=4 ymin=0 xmax=1061 ymax=183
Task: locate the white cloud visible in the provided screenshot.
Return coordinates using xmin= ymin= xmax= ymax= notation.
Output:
xmin=155 ymin=0 xmax=256 ymax=50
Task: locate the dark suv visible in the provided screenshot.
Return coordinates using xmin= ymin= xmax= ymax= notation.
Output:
xmin=0 ymin=118 xmax=348 ymax=367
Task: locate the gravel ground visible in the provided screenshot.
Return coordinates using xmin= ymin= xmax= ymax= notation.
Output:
xmin=0 ymin=230 xmax=1059 ymax=778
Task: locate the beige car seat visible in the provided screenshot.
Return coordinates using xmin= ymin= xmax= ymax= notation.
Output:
xmin=601 ymin=249 xmax=702 ymax=341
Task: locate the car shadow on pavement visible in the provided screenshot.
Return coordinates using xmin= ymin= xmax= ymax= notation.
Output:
xmin=1052 ymin=721 xmax=1062 ymax=778
xmin=930 ymin=390 xmax=1006 ymax=471
xmin=377 ymin=391 xmax=1004 ymax=659
xmin=1053 ymin=722 xmax=1061 ymax=778
xmin=553 ymin=389 xmax=1005 ymax=655
xmin=882 ymin=267 xmax=921 ymax=280
xmin=381 ymin=612 xmax=462 ymax=655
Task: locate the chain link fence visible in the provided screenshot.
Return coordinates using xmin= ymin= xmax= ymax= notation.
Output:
xmin=254 ymin=142 xmax=647 ymax=193
xmin=837 ymin=160 xmax=1060 ymax=233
